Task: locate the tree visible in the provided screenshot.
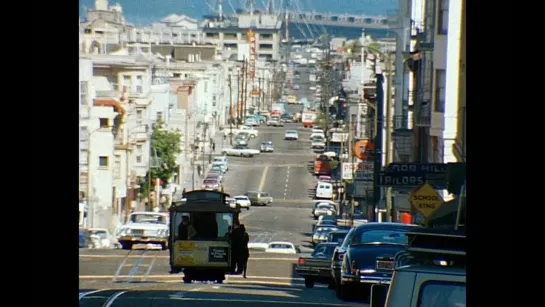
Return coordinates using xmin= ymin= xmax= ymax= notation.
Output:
xmin=140 ymin=121 xmax=182 ymax=198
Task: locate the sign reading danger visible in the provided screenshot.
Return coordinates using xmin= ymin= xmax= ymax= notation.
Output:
xmin=353 ymin=140 xmax=375 ymax=160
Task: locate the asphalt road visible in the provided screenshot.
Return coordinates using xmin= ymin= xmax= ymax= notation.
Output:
xmin=78 ymin=58 xmax=368 ymax=305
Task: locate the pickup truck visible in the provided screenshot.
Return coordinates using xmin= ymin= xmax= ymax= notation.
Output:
xmin=295 ymin=242 xmax=339 ymax=288
xmin=221 ymin=145 xmax=260 ymax=157
xmin=223 ymin=125 xmax=258 ymax=138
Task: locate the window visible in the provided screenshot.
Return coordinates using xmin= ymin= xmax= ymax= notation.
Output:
xmin=136 ymin=144 xmax=143 ymax=153
xmin=80 ymin=126 xmax=88 ymax=141
xmin=136 ymin=156 xmax=142 ymax=164
xmin=417 ymin=281 xmax=466 ymax=307
xmin=136 ymin=85 xmax=143 ymax=93
xmin=434 ymin=69 xmax=446 ymax=112
xmin=99 ymin=156 xmax=109 ymax=167
xmin=136 ymin=109 xmax=143 ymax=122
xmin=353 ymin=230 xmax=408 ymax=245
xmin=99 ymin=118 xmax=109 ymax=128
xmin=204 ymin=81 xmax=208 ymax=93
xmin=157 ymin=112 xmax=163 ymax=122
xmin=80 ymin=81 xmax=88 ymax=105
xmin=438 ymin=0 xmax=449 ymax=35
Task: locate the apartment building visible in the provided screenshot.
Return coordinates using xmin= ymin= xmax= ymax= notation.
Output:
xmin=202 ymin=13 xmax=282 ymax=61
xmin=79 ymin=56 xmax=116 ymax=230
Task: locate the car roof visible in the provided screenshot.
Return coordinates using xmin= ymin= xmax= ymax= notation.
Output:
xmin=353 ymin=222 xmax=419 ymax=231
xmin=234 ymin=195 xmax=248 ymax=198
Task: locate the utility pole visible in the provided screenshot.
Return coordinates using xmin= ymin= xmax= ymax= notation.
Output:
xmin=242 ymin=58 xmax=248 ymax=119
xmin=348 ymin=115 xmax=356 ymax=226
xmin=236 ymin=69 xmax=241 ymax=128
xmin=228 ymin=74 xmax=233 ymax=145
xmin=372 ymin=59 xmax=384 ymax=223
xmin=384 ymin=54 xmax=394 ymax=222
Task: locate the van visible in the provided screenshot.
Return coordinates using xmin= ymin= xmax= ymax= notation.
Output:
xmin=245 ymin=191 xmax=274 ymax=206
xmin=315 ymin=182 xmax=333 ymax=199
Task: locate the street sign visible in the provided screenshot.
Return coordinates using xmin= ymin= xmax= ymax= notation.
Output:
xmin=342 ymin=162 xmax=373 ymax=180
xmin=409 ymin=184 xmax=444 ymax=218
xmin=377 ymin=163 xmax=447 ymax=187
xmin=353 ymin=140 xmax=374 ymax=160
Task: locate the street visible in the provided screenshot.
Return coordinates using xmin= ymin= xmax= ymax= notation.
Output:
xmin=79 ymin=124 xmax=367 ymax=306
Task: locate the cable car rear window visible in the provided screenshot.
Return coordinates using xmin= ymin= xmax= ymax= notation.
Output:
xmin=184 ymin=191 xmax=223 ymax=201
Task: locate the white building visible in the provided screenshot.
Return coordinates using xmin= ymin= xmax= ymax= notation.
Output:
xmin=80 ymin=56 xmax=116 ymax=230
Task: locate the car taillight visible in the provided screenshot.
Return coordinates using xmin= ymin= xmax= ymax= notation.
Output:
xmin=351 ymin=260 xmax=358 ymax=274
xmin=298 ymin=257 xmax=305 ymax=265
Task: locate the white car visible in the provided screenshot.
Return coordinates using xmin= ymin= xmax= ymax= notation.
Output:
xmin=222 ymin=145 xmax=260 ymax=157
xmin=312 ymin=128 xmax=325 ymax=135
xmin=313 ymin=203 xmax=336 ymax=218
xmin=265 ymin=241 xmax=297 ymax=254
xmin=223 ymin=125 xmax=258 ymax=138
xmin=310 ymin=132 xmax=325 ymax=140
xmin=284 ymin=130 xmax=299 ymax=140
xmin=309 ymin=86 xmax=316 ymax=91
xmin=311 ymin=137 xmax=326 ymax=149
xmin=117 ymin=212 xmax=170 ymax=250
xmin=88 ymin=228 xmax=114 ymax=249
xmin=267 ymin=118 xmax=284 ymax=127
xmin=233 ymin=195 xmax=251 ymax=210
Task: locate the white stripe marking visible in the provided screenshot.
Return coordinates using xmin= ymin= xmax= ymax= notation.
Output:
xmin=102 ymin=291 xmax=127 ymax=307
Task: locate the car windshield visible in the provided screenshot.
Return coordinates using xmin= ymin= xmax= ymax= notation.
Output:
xmin=328 ymin=232 xmax=348 ymax=243
xmin=317 ymin=204 xmax=333 ymax=210
xmin=130 ymin=214 xmax=167 ymax=224
xmin=352 ymin=230 xmax=408 ymax=245
xmin=204 ymin=180 xmax=218 ymax=184
xmin=234 ymin=145 xmax=248 ymax=149
xmin=286 ymin=131 xmax=297 ymax=134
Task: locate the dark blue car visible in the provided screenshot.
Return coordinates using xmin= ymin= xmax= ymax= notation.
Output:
xmin=336 ymin=223 xmax=418 ymax=300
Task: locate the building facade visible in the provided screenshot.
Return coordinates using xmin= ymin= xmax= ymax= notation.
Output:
xmin=202 ymin=13 xmax=282 ymax=61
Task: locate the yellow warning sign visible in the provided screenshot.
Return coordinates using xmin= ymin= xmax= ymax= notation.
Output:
xmin=409 ymin=183 xmax=444 ymax=218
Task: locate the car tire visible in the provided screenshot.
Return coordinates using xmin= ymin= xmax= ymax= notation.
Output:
xmin=160 ymin=243 xmax=168 ymax=250
xmin=304 ymin=278 xmax=315 ymax=288
xmin=246 ymin=207 xmax=250 ymax=210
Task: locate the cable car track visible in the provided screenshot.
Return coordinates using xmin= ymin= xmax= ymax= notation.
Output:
xmin=111 ymin=247 xmax=161 ymax=283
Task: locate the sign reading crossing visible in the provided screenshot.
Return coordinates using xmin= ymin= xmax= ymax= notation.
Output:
xmin=409 ymin=184 xmax=444 ymax=218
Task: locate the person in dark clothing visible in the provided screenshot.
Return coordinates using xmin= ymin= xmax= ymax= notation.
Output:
xmin=230 ymin=221 xmax=243 ymax=274
xmin=239 ymin=224 xmax=250 ymax=278
xmin=178 ymin=216 xmax=196 ymax=240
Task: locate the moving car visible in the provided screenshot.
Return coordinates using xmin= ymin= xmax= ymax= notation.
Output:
xmin=245 ymin=191 xmax=273 ymax=206
xmin=312 ymin=225 xmax=338 ymax=246
xmin=311 ymin=136 xmax=326 ymax=150
xmin=265 ymin=241 xmax=297 ymax=254
xmin=211 ymin=161 xmax=228 ymax=173
xmin=296 ymin=242 xmax=339 ymax=288
xmin=233 ymin=195 xmax=251 ymax=210
xmin=117 ymin=212 xmax=169 ymax=250
xmin=222 ymin=145 xmax=260 ymax=157
xmin=337 ymin=223 xmax=418 ymax=300
xmin=284 ymin=130 xmax=299 ymax=140
xmin=315 ymin=182 xmax=333 ymax=199
xmin=234 ymin=132 xmax=249 ymax=145
xmin=281 ymin=114 xmax=293 ymax=123
xmin=202 ymin=178 xmax=222 ymax=190
xmin=312 ymin=203 xmax=336 ymax=219
xmin=260 ymin=141 xmax=274 ymax=152
xmin=223 ymin=125 xmax=258 ymax=138
xmin=266 ymin=117 xmax=284 ymax=127
xmin=327 ymin=229 xmax=350 ymax=244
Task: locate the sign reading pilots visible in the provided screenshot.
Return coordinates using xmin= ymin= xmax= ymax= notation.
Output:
xmin=378 ymin=163 xmax=447 ymax=187
xmin=409 ymin=184 xmax=444 ymax=218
